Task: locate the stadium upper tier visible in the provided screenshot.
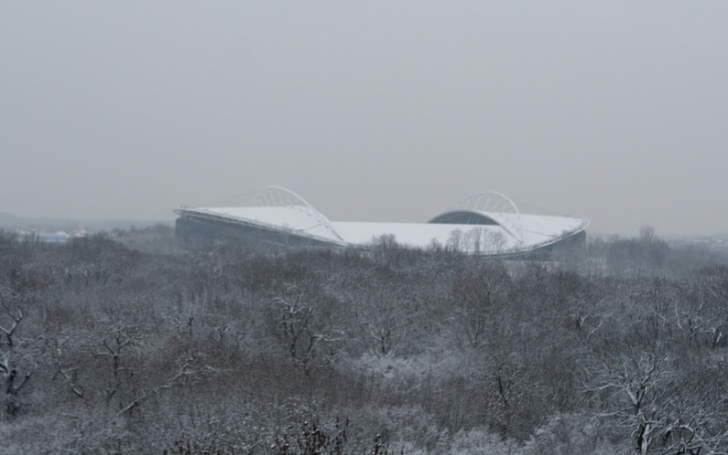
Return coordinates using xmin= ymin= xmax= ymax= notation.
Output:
xmin=174 ymin=186 xmax=590 ymax=256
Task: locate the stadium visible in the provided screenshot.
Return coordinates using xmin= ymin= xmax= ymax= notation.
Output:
xmin=174 ymin=186 xmax=589 ymax=257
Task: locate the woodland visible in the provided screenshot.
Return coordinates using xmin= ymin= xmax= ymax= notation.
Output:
xmin=1 ymin=225 xmax=728 ymax=454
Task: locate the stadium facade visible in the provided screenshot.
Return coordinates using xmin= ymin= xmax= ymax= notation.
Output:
xmin=174 ymin=186 xmax=589 ymax=257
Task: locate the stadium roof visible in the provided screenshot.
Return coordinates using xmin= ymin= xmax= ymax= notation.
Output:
xmin=175 ymin=186 xmax=589 ymax=255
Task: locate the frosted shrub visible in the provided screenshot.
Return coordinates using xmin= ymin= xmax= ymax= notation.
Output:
xmin=520 ymin=413 xmax=627 ymax=455
xmin=448 ymin=428 xmax=515 ymax=454
xmin=0 ymin=408 xmax=131 ymax=454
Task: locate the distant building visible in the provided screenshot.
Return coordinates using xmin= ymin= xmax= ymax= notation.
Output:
xmin=174 ymin=186 xmax=589 ymax=257
xmin=17 ymin=230 xmax=75 ymax=243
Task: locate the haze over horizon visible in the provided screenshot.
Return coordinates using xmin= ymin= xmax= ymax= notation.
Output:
xmin=2 ymin=2 xmax=727 ymax=236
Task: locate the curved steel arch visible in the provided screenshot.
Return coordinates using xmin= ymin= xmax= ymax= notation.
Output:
xmin=437 ymin=192 xmax=524 ymax=244
xmin=253 ymin=186 xmax=345 ymax=243
xmin=254 ymin=186 xmax=309 ymax=208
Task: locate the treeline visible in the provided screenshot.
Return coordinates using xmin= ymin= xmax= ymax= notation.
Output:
xmin=1 ymin=227 xmax=728 ymax=454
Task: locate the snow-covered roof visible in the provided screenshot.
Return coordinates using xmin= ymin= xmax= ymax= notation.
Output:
xmin=175 ymin=186 xmax=589 ymax=255
xmin=180 ymin=206 xmax=347 ymax=245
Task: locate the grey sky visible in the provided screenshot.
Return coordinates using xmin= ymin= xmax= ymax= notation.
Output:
xmin=2 ymin=1 xmax=727 ymax=236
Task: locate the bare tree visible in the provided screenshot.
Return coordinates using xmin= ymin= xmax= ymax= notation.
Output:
xmin=270 ymin=283 xmax=343 ymax=373
xmin=0 ymin=276 xmax=33 ymax=419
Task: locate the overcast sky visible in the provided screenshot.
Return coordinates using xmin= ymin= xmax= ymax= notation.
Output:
xmin=2 ymin=1 xmax=727 ymax=236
